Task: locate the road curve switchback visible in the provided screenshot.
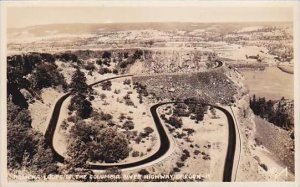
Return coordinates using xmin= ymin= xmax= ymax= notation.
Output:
xmin=44 ymin=59 xmax=238 ymax=181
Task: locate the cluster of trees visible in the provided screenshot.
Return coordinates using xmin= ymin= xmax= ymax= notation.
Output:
xmin=67 ymin=120 xmax=130 ymax=168
xmin=173 ymin=103 xmax=190 ymax=117
xmin=133 ymin=82 xmax=149 ymax=104
xmin=95 ymin=49 xmax=143 ymax=69
xmin=188 ymin=103 xmax=207 ymax=123
xmin=119 ymin=50 xmax=143 ymax=69
xmin=166 ymin=116 xmax=183 ymax=129
xmin=96 ymin=51 xmax=112 ymax=67
xmin=68 ymin=68 xmax=93 ymax=119
xmin=250 ymin=95 xmax=294 ymax=130
xmin=123 ymin=93 xmax=134 ymax=106
xmin=7 ymin=99 xmax=58 ymax=175
xmin=101 ymin=80 xmax=112 ymax=91
xmin=173 ymin=101 xmax=207 ymax=123
xmin=99 ymin=67 xmax=112 ymax=75
xmin=7 ymin=53 xmax=67 ymax=108
xmin=30 ymin=63 xmax=67 ymax=91
xmin=55 ymin=52 xmax=78 ymax=62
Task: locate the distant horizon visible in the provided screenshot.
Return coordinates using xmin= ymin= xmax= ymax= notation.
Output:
xmin=7 ymin=6 xmax=293 ymax=29
xmin=8 ymin=21 xmax=293 ymax=30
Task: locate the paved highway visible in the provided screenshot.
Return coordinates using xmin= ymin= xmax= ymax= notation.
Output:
xmin=44 ymin=60 xmax=239 ymax=181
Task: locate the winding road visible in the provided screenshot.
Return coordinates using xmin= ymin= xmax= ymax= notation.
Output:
xmin=45 ymin=59 xmax=239 ymax=181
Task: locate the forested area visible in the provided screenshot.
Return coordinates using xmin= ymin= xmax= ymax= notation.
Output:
xmin=7 ymin=53 xmax=68 ymax=108
xmin=7 ymin=100 xmax=59 ymax=175
xmin=7 ymin=53 xmax=70 ymax=175
xmin=250 ymin=95 xmax=294 ymax=130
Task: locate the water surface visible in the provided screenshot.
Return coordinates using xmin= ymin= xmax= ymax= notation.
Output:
xmin=242 ymin=67 xmax=294 ymax=100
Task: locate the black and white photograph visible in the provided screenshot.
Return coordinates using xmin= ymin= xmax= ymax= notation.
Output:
xmin=0 ymin=1 xmax=299 ymax=186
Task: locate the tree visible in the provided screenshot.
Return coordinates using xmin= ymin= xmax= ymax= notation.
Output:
xmin=30 ymin=63 xmax=67 ymax=91
xmin=144 ymin=127 xmax=154 ymax=135
xmin=76 ymin=98 xmax=93 ymax=119
xmin=90 ymin=128 xmax=129 ymax=163
xmin=101 ymin=80 xmax=112 ymax=91
xmin=122 ymin=120 xmax=135 ymax=130
xmin=7 ymin=64 xmax=30 ymax=108
xmin=167 ymin=116 xmax=183 ymax=129
xmin=102 ymin=51 xmax=111 ymax=59
xmin=7 ymin=100 xmax=58 ymax=175
xmin=68 ymin=121 xmax=129 ymax=165
xmin=250 ymin=94 xmax=293 ymax=130
xmin=66 ymin=138 xmax=90 ymax=168
xmin=31 ymin=65 xmax=53 ymax=90
xmin=173 ymin=103 xmax=189 ymax=117
xmin=133 ymin=50 xmax=143 ymax=60
xmin=70 ymin=68 xmax=89 ymax=95
xmin=29 ymin=143 xmax=58 ymax=175
xmin=69 ymin=68 xmax=93 ymax=119
xmin=194 ymin=104 xmax=205 ymax=122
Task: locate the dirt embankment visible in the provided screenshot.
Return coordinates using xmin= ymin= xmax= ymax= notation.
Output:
xmin=254 ymin=117 xmax=294 ymax=173
xmin=133 ymin=67 xmax=238 ymax=105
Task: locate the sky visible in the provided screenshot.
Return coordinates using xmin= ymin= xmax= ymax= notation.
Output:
xmin=7 ymin=6 xmax=293 ymax=28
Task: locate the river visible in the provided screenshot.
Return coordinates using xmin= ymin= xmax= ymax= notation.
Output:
xmin=241 ymin=66 xmax=294 ymax=100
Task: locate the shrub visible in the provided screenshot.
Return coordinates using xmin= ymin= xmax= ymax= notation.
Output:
xmin=180 ymin=149 xmax=190 ymax=162
xmin=67 ymin=115 xmax=77 ymax=123
xmin=100 ymin=93 xmax=107 ymax=100
xmin=173 ymin=167 xmax=181 ymax=173
xmin=132 ymin=151 xmax=139 ymax=157
xmin=119 ymin=113 xmax=126 ymax=122
xmin=101 ymin=81 xmax=112 ymax=91
xmin=176 ymin=162 xmax=184 ymax=168
xmin=69 ymin=93 xmax=92 ymax=119
xmin=119 ymin=61 xmax=128 ymax=68
xmin=133 ymin=50 xmax=143 ymax=60
xmin=122 ymin=120 xmax=135 ymax=130
xmin=56 ymin=53 xmax=78 ymax=62
xmin=183 ymin=128 xmax=195 ymax=135
xmin=144 ymin=127 xmax=154 ymax=135
xmin=123 ymin=79 xmax=131 ymax=85
xmin=85 ymin=63 xmax=96 ymax=71
xmin=173 ymin=103 xmax=189 ymax=117
xmin=123 ymin=94 xmax=134 ymax=106
xmin=102 ymin=51 xmax=111 ymax=59
xmin=167 ymin=116 xmax=183 ymax=129
xmin=203 ymin=154 xmax=211 ymax=160
xmin=194 ymin=150 xmax=201 ymax=155
xmin=114 ymin=89 xmax=121 ymax=94
xmin=138 ymin=169 xmax=149 ymax=175
xmin=134 ymin=136 xmax=142 ymax=144
xmin=99 ymin=67 xmax=111 ymax=75
xmin=99 ymin=111 xmax=113 ymax=121
xmin=112 ymin=69 xmax=118 ymax=74
xmin=61 ymin=121 xmax=69 ymax=130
